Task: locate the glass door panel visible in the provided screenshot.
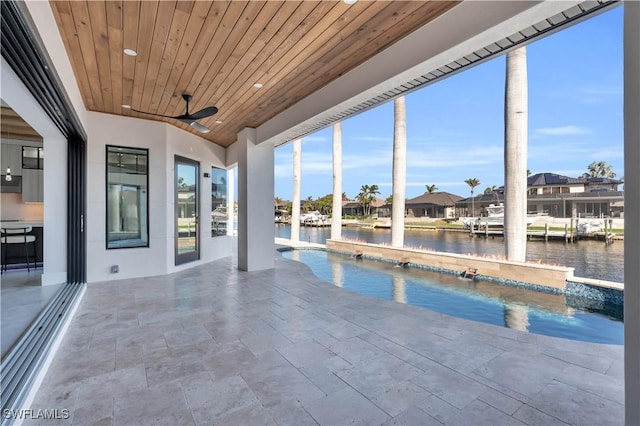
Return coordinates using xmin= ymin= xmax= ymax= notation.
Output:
xmin=175 ymin=156 xmax=199 ymax=265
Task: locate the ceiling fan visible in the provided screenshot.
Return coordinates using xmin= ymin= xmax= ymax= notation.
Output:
xmin=129 ymin=94 xmax=218 ymax=134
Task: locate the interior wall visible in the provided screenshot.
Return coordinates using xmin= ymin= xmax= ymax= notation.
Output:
xmin=86 ymin=112 xmax=231 ymax=282
xmin=0 ymin=193 xmax=43 ymax=221
xmin=1 ymin=139 xmax=45 ymax=221
xmin=1 ymin=57 xmax=68 ymax=286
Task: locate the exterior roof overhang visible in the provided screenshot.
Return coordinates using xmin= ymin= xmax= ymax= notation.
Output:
xmin=258 ymin=0 xmax=618 ymax=148
xmin=43 ymin=0 xmax=618 ymax=154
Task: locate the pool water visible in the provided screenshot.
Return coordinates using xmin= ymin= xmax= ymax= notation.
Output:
xmin=282 ymin=249 xmax=623 ymax=344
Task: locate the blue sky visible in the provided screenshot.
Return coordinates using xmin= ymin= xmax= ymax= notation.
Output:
xmin=274 ymin=6 xmax=623 ymax=201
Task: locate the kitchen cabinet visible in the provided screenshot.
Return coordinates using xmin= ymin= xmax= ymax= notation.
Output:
xmin=22 ymin=169 xmax=43 ymax=202
xmin=1 ymin=144 xmax=22 ymax=176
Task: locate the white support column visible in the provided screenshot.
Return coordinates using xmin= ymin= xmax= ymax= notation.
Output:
xmin=236 ymin=128 xmax=274 ymax=271
xmin=391 ymin=96 xmax=407 ymax=248
xmin=624 ymin=2 xmax=640 ymax=424
xmin=291 ymin=139 xmax=302 ymax=242
xmin=331 ymin=123 xmax=343 ymax=240
xmin=504 ymin=46 xmax=528 ymax=262
xmin=226 ymin=168 xmax=235 ymax=236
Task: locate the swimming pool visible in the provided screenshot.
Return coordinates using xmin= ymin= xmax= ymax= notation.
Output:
xmin=281 ymin=249 xmax=623 ymax=344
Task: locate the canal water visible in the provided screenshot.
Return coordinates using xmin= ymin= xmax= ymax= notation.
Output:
xmin=275 ymin=224 xmax=624 ymax=283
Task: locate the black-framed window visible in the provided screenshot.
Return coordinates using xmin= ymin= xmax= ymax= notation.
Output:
xmin=106 ymin=145 xmax=149 ymax=249
xmin=211 ymin=166 xmax=227 ymax=237
xmin=22 ymin=146 xmax=43 ymax=169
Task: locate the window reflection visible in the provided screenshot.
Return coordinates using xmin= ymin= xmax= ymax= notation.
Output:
xmin=106 ymin=146 xmax=149 ymax=249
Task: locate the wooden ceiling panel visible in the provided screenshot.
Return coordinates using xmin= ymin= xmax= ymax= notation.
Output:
xmin=105 ymin=1 xmax=123 ymax=114
xmin=1 ymin=107 xmax=43 ymax=142
xmin=49 ymin=0 xmax=459 ymax=147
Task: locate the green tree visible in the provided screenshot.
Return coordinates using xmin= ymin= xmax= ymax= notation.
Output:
xmin=582 ymin=161 xmax=616 ymax=178
xmin=425 ymin=184 xmax=438 ymax=193
xmin=464 ymin=178 xmax=480 ymax=216
xmin=274 ymin=196 xmax=283 ymax=210
xmin=302 ymin=196 xmax=315 ymax=212
xmin=357 ymin=184 xmax=380 ymax=216
xmin=315 ymin=194 xmax=333 ymax=215
xmin=483 ymin=185 xmax=497 ymax=194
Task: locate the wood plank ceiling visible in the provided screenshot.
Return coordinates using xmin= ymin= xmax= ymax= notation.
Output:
xmin=0 ymin=106 xmax=43 ymax=142
xmin=50 ymin=1 xmax=459 ymax=148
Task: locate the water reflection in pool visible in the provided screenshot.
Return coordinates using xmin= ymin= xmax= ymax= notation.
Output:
xmin=282 ymin=249 xmax=623 ymax=344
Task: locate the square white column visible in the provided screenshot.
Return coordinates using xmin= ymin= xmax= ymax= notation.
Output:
xmin=236 ymin=128 xmax=275 ymax=271
xmin=624 ymin=1 xmax=640 ymax=424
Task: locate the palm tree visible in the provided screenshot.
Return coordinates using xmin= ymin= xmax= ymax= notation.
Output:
xmin=582 ymin=161 xmax=616 ymax=178
xmin=357 ymin=184 xmax=370 ymax=217
xmin=425 ymin=184 xmax=438 ymax=193
xmin=291 ymin=138 xmax=302 ymax=242
xmin=483 ymin=185 xmax=497 ymax=194
xmin=504 ymin=46 xmax=528 ymax=262
xmin=357 ymin=184 xmax=380 ymax=216
xmin=302 ymin=196 xmax=315 ymax=212
xmin=392 ymin=96 xmax=407 ymax=248
xmin=274 ymin=196 xmax=283 ymax=209
xmin=332 ymin=122 xmax=343 ymax=240
xmin=464 ymin=178 xmax=480 ymax=216
xmin=367 ymin=185 xmax=380 ymax=215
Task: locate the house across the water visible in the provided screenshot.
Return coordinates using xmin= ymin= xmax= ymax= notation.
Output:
xmin=455 ymin=172 xmax=624 ymax=218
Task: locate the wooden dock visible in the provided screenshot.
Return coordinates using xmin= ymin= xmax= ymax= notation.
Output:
xmin=470 ymin=223 xmax=577 ymax=243
xmin=470 ymin=222 xmax=618 ymax=245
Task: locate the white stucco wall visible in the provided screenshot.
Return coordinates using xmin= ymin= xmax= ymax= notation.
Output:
xmin=86 ymin=112 xmax=231 ymax=282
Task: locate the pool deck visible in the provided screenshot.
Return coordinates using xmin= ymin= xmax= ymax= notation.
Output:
xmin=24 ymin=248 xmax=623 ymax=425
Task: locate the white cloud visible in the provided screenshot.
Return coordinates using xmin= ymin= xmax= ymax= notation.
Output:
xmin=589 ymin=149 xmax=623 ymax=160
xmin=580 ymin=86 xmax=623 ymax=97
xmin=535 ymin=125 xmax=592 ymax=136
xmin=352 ymin=136 xmax=390 ymax=143
xmin=405 ymin=144 xmax=504 ymax=168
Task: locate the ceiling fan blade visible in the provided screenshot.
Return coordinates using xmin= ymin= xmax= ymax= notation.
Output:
xmin=174 ymin=106 xmax=218 ymax=120
xmin=189 ymin=121 xmax=211 ymax=134
xmin=129 ymin=107 xmax=174 ymax=119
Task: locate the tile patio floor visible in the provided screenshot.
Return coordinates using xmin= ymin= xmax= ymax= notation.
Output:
xmin=25 ymin=250 xmax=624 ymax=425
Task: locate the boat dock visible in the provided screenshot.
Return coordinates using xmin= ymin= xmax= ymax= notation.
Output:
xmin=470 ymin=226 xmax=577 ymax=242
xmin=470 ymin=222 xmax=619 ymax=244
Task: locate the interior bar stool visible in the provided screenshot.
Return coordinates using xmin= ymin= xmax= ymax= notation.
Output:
xmin=1 ymin=226 xmax=36 ymax=273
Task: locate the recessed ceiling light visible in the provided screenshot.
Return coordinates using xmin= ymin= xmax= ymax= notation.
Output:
xmin=253 ymin=83 xmax=263 ymax=89
xmin=123 ymin=48 xmax=137 ymax=56
xmin=343 ymin=0 xmax=357 ymax=4
xmin=215 ymin=120 xmax=223 ymax=124
xmin=122 ymin=104 xmax=131 ymax=109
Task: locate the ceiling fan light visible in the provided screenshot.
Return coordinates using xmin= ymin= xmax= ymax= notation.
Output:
xmin=190 ymin=121 xmax=210 ymax=134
